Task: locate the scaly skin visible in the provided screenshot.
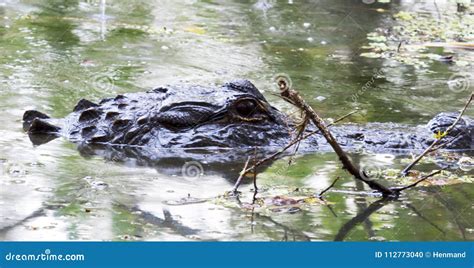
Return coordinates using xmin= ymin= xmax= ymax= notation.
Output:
xmin=23 ymin=80 xmax=474 ymax=166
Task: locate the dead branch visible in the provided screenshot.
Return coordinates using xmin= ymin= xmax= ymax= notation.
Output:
xmin=401 ymin=93 xmax=473 ymax=176
xmin=319 ymin=177 xmax=340 ymax=198
xmin=277 ymin=79 xmax=396 ymax=197
xmin=428 ymin=131 xmax=463 ymax=152
xmin=394 ymin=169 xmax=444 ymax=192
xmin=230 ymin=110 xmax=357 ymax=194
xmin=231 ymin=157 xmax=251 ymax=194
xmin=252 ymin=147 xmax=259 ymax=203
xmin=244 ymin=110 xmax=358 ymax=174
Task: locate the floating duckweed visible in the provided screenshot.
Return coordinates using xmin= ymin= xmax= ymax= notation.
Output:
xmin=394 ymin=11 xmax=414 ymax=21
xmin=361 ymin=8 xmax=474 ymax=68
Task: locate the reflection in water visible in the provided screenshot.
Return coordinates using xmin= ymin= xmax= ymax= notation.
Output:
xmin=99 ymin=0 xmax=106 ymax=40
xmin=333 ymin=191 xmax=453 ymax=242
xmin=334 ymin=197 xmax=389 ymax=241
xmin=0 ymin=0 xmax=473 ymax=241
xmin=75 ymin=144 xmax=258 ymax=181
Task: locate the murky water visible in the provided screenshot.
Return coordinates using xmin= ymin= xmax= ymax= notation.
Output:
xmin=0 ymin=0 xmax=473 ymax=241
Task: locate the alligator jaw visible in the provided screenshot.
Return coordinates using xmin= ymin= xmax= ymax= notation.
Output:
xmin=23 ymin=110 xmax=61 ymax=145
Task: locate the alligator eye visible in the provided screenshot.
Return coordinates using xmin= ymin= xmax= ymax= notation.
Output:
xmin=235 ymin=99 xmax=258 ymax=118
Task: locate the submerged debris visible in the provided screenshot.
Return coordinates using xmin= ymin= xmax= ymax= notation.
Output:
xmin=361 ymin=7 xmax=474 ymax=68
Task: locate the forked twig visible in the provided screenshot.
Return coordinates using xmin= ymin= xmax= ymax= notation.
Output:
xmin=319 ymin=177 xmax=340 ymax=198
xmin=401 ymin=93 xmax=473 ymax=176
xmin=246 ymin=111 xmax=358 ymax=172
xmin=231 ymin=110 xmax=357 ymax=193
xmin=277 ymin=79 xmax=396 ymax=197
xmin=252 ymin=147 xmax=259 ymax=203
xmin=394 ymin=169 xmax=444 ymax=192
xmin=231 ymin=157 xmax=251 ymax=194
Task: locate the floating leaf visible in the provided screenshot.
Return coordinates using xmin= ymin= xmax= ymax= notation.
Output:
xmin=455 ymin=60 xmax=470 ymax=67
xmin=184 ymin=26 xmax=206 ymax=35
xmin=394 ymin=11 xmax=414 ymax=21
xmin=360 ymin=52 xmax=382 ymax=58
xmin=434 ymin=130 xmax=447 ymax=140
xmin=302 ymin=197 xmax=322 ymax=204
xmin=367 ymin=33 xmax=387 ymax=42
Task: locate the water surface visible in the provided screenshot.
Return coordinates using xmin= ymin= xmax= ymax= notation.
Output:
xmin=0 ymin=0 xmax=473 ymax=241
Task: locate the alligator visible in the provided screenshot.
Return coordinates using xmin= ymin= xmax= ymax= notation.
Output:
xmin=22 ymin=80 xmax=473 ymax=170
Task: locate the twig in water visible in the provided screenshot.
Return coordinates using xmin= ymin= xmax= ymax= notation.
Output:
xmin=242 ymin=110 xmax=359 ymax=176
xmin=394 ymin=169 xmax=444 ymax=192
xmin=231 ymin=110 xmax=357 ymax=194
xmin=397 ymin=41 xmax=403 ymax=53
xmin=229 ymin=110 xmax=357 ymax=194
xmin=231 ymin=157 xmax=251 ymax=194
xmin=277 ymin=79 xmax=396 ymax=197
xmin=319 ymin=177 xmax=340 ymax=198
xmin=401 ymin=93 xmax=473 ymax=176
xmin=288 ymin=114 xmax=309 ymax=165
xmin=252 ymin=147 xmax=259 ymax=204
xmin=429 ymin=131 xmax=463 ymax=152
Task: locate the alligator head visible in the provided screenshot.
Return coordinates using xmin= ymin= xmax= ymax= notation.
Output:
xmin=23 ymin=80 xmax=292 ymax=151
xmin=22 ymin=80 xmax=473 ymax=169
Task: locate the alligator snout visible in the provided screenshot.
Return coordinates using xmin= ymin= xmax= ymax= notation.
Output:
xmin=22 ymin=80 xmax=474 ymax=156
